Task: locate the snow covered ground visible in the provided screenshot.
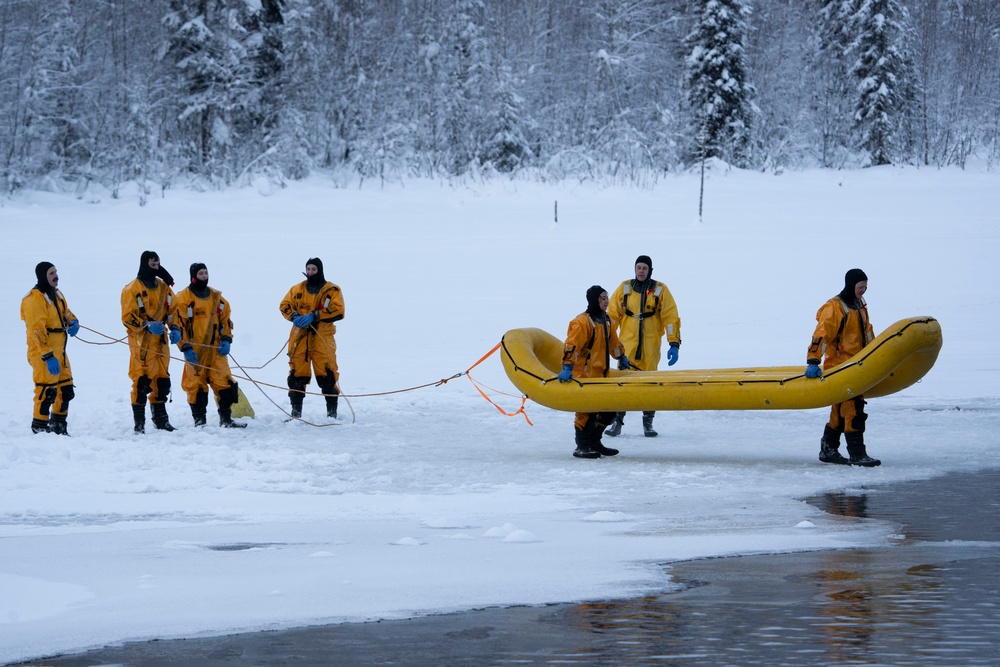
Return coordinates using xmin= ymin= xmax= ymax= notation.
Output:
xmin=1 ymin=165 xmax=998 ymax=664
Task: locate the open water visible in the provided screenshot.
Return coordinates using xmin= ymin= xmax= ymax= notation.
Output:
xmin=10 ymin=468 xmax=999 ymax=666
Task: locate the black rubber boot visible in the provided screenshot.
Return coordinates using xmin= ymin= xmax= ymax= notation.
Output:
xmin=819 ymin=425 xmax=849 ymax=464
xmin=218 ymin=385 xmax=247 ymax=428
xmin=642 ymin=411 xmax=658 ymax=438
xmin=573 ymin=430 xmax=600 ymax=459
xmin=132 ymin=403 xmax=146 ymax=434
xmin=288 ymin=375 xmax=308 ymax=419
xmin=48 ymin=414 xmax=69 ymax=436
xmin=605 ymin=412 xmax=624 ymax=437
xmin=151 ymin=403 xmax=176 ymax=432
xmin=219 ymin=407 xmax=247 ymax=428
xmin=590 ymin=419 xmax=618 ymax=456
xmin=191 ymin=390 xmax=208 ymax=426
xmin=593 ymin=438 xmax=619 ymax=457
xmin=36 ymin=388 xmax=56 ymax=433
xmin=845 ymin=431 xmax=881 ymax=467
xmin=318 ymin=374 xmax=339 ymax=419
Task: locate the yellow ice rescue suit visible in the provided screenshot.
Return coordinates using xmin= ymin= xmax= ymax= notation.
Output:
xmin=173 ymin=279 xmax=242 ymax=427
xmin=607 ymin=278 xmax=680 ymax=372
xmin=121 ymin=276 xmax=176 ymax=405
xmin=21 ymin=285 xmax=76 ymax=431
xmin=808 ymin=295 xmax=875 ymax=435
xmin=562 ymin=311 xmax=626 ymax=433
xmin=279 ymin=274 xmax=344 ymax=418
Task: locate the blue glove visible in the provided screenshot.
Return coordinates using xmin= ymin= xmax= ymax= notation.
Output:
xmin=218 ymin=340 xmax=231 ymax=356
xmin=557 ymin=364 xmax=573 ymax=383
xmin=66 ymin=319 xmax=79 ymax=337
xmin=805 ymin=363 xmax=822 ymax=379
xmin=292 ymin=313 xmax=315 ymax=328
xmin=667 ymin=345 xmax=679 ymax=366
xmin=618 ymin=355 xmax=631 ymax=370
xmin=169 ymin=326 xmax=182 ymax=344
xmin=147 ymin=320 xmax=164 ymax=335
xmin=43 ymin=354 xmax=61 ymax=376
xmin=183 ymin=347 xmax=198 ymax=364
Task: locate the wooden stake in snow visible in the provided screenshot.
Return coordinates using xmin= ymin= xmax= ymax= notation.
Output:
xmin=699 ymin=151 xmax=706 ymax=223
xmin=698 ymin=127 xmax=707 ymax=224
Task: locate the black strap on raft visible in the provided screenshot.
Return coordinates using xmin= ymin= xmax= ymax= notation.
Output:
xmin=501 ymin=337 xmax=549 ymax=383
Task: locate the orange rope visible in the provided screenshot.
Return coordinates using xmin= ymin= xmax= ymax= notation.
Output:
xmin=465 ymin=342 xmax=533 ymax=425
xmin=77 ymin=325 xmax=531 ymax=425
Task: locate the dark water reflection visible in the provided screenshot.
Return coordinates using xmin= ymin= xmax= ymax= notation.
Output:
xmin=551 ymin=468 xmax=1000 ymax=666
xmin=10 ymin=470 xmax=999 ymax=666
xmin=559 ymin=548 xmax=998 ymax=666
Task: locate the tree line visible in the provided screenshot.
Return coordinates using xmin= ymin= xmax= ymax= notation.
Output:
xmin=1 ymin=0 xmax=997 ymax=199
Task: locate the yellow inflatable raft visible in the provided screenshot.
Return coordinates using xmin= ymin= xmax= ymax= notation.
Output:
xmin=500 ymin=317 xmax=942 ymax=413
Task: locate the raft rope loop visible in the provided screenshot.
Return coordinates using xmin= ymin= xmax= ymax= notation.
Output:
xmin=464 ymin=342 xmax=532 ymax=425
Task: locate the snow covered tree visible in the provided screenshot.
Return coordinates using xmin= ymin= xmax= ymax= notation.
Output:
xmin=805 ymin=0 xmax=860 ymax=167
xmin=249 ymin=0 xmax=284 ymax=84
xmin=479 ymin=61 xmax=534 ymax=173
xmin=244 ymin=0 xmax=286 ymax=135
xmin=2 ymin=0 xmax=1000 ymax=188
xmin=587 ymin=0 xmax=670 ymax=179
xmin=743 ymin=0 xmax=815 ymax=170
xmin=684 ymin=0 xmax=756 ymax=166
xmin=162 ymin=0 xmax=257 ymax=182
xmin=0 ymin=1 xmax=85 ymax=190
xmin=441 ymin=0 xmax=491 ymax=174
xmin=265 ymin=0 xmax=319 ymax=179
xmin=39 ymin=1 xmax=87 ymax=178
xmin=911 ymin=0 xmax=1000 ymax=168
xmin=848 ymin=0 xmax=914 ymax=166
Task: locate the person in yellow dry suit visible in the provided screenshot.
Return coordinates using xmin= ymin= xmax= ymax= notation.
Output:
xmin=279 ymin=257 xmax=344 ymax=419
xmin=173 ymin=263 xmax=246 ymax=428
xmin=606 ymin=255 xmax=681 ymax=438
xmin=20 ymin=262 xmax=79 ymax=435
xmin=121 ymin=250 xmax=180 ymax=433
xmin=805 ymin=268 xmax=879 ymax=467
xmin=558 ymin=285 xmax=630 ymax=459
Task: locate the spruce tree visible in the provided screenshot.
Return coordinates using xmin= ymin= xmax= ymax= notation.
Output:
xmin=479 ymin=62 xmax=534 ymax=173
xmin=163 ymin=0 xmax=255 ymax=181
xmin=808 ymin=0 xmax=858 ymax=167
xmin=684 ymin=0 xmax=756 ymax=166
xmin=442 ymin=0 xmax=490 ymax=174
xmin=848 ymin=0 xmax=914 ymax=166
xmin=269 ymin=0 xmax=318 ymax=179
